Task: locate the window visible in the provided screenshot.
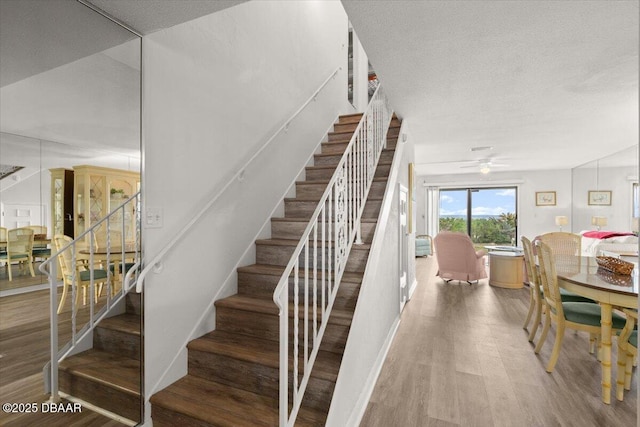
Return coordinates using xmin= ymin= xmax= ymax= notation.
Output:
xmin=439 ymin=187 xmax=518 ymax=247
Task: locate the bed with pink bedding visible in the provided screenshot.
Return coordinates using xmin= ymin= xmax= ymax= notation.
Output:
xmin=580 ymin=231 xmax=638 ymax=256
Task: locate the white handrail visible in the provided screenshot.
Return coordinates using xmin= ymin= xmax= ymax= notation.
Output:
xmin=127 ymin=66 xmax=342 ymax=293
xmin=273 ymin=85 xmax=393 ymax=425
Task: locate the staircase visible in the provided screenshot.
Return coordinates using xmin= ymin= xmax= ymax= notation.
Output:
xmin=57 ymin=292 xmax=142 ymax=423
xmin=150 ymin=113 xmax=400 ymax=426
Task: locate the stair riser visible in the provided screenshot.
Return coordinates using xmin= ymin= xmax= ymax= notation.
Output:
xmin=126 ymin=293 xmax=141 ymax=315
xmin=152 ymin=406 xmax=219 ymax=427
xmin=321 ymin=137 xmax=398 ymax=155
xmin=216 ymin=304 xmax=348 ymax=355
xmin=313 ymin=149 xmax=394 ymax=167
xmin=271 ymin=219 xmax=376 ymax=241
xmin=189 ymin=350 xmax=279 ymax=399
xmin=374 ymin=163 xmax=391 ymax=178
xmin=338 ymin=114 xmax=363 ymax=124
xmin=188 ymin=351 xmax=333 ymax=413
xmin=327 ymin=126 xmax=400 ymax=143
xmin=284 ymin=199 xmax=320 ymax=218
xmin=332 ymin=282 xmax=360 ymax=312
xmin=363 ymin=200 xmax=382 ymax=219
xmin=238 ymin=270 xmax=358 ymax=299
xmin=93 ymin=327 xmax=140 ymax=360
xmin=257 ymin=243 xmax=369 ymax=271
xmin=295 ymin=179 xmax=386 ymax=200
xmin=345 ymin=247 xmax=369 ymax=272
xmin=306 ymin=165 xmax=389 ymax=181
xmin=59 ymin=370 xmax=140 ymax=422
xmin=285 ymin=199 xmax=382 ymax=220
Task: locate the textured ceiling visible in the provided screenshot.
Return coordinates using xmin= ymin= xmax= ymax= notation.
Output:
xmin=86 ymin=0 xmax=248 ymax=34
xmin=341 ymin=0 xmax=639 ymax=176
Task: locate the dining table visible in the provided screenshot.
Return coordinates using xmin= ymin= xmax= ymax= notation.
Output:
xmin=555 ymin=255 xmax=638 ymax=404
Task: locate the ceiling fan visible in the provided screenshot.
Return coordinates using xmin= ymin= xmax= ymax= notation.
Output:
xmin=459 ymin=158 xmax=510 ymax=174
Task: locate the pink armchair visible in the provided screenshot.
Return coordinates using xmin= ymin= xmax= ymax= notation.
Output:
xmin=434 ymin=231 xmax=487 ymax=284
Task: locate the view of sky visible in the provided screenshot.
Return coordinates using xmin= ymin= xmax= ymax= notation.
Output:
xmin=440 ymin=188 xmax=516 ymax=217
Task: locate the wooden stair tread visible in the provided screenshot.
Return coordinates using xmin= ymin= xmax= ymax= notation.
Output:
xmin=215 ymin=295 xmax=355 ymax=328
xmin=296 ymin=176 xmax=388 ymax=185
xmin=215 ymin=294 xmax=278 ymax=315
xmin=285 ymin=196 xmax=383 ymax=202
xmin=306 ymin=161 xmax=391 ymax=171
xmin=255 ymin=238 xmax=371 ymax=251
xmin=97 ymin=313 xmax=141 ymax=336
xmin=151 ymin=375 xmax=326 ymax=427
xmin=59 ymin=349 xmax=140 ymax=395
xmin=271 ymin=216 xmax=377 ymax=223
xmin=314 ymin=148 xmax=395 ymax=158
xmin=237 ymin=264 xmax=364 ymax=283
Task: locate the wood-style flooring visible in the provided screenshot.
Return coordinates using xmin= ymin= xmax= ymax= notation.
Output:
xmin=360 ymin=256 xmax=637 ymax=427
xmin=0 ymin=289 xmax=128 ymax=426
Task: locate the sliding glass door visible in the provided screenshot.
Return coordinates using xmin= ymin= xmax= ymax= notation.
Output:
xmin=439 ymin=187 xmax=517 ymax=248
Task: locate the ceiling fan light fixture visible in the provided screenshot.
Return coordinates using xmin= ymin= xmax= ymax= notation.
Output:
xmin=479 ymin=163 xmax=491 ymax=174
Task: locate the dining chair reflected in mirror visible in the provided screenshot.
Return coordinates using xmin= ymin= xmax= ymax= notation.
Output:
xmin=0 ymin=227 xmax=36 ymax=281
xmin=535 ymin=241 xmax=626 ymax=372
xmin=27 ymin=225 xmax=51 ymax=261
xmin=54 ymin=235 xmax=109 ymax=314
xmin=616 ymin=308 xmax=638 ymax=401
xmin=0 ymin=226 xmax=7 ymax=255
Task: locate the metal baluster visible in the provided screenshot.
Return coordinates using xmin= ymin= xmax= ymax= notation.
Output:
xmin=304 ymin=242 xmax=309 ymax=371
xmin=293 ymin=260 xmax=299 ymax=400
xmin=313 ymin=220 xmax=318 ymax=340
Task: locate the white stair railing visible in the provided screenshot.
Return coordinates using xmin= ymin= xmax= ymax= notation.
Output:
xmin=273 ymin=86 xmax=393 ymax=425
xmin=39 ymin=191 xmax=141 ymax=402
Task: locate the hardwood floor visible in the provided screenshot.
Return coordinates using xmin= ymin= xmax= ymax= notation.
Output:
xmin=361 ymin=256 xmax=637 ymax=427
xmin=0 ymin=289 xmax=129 ymax=426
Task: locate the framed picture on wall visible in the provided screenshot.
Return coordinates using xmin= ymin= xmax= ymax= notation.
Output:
xmin=588 ymin=190 xmax=612 ymax=206
xmin=535 ymin=191 xmax=556 ymax=206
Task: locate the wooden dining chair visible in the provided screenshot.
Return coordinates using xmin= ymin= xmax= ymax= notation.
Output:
xmin=521 ymin=237 xmax=543 ymax=342
xmin=0 ymin=228 xmax=35 ymax=281
xmin=539 ymin=231 xmax=582 ymax=256
xmin=616 ymin=309 xmax=637 ymax=401
xmin=27 ymin=225 xmax=51 ymax=261
xmin=54 ymin=235 xmax=109 ymax=314
xmin=0 ymin=226 xmax=7 ymax=254
xmin=534 ymin=241 xmax=627 ymax=372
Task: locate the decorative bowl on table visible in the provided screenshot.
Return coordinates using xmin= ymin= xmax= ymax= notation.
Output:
xmin=595 ymin=256 xmax=634 ymax=276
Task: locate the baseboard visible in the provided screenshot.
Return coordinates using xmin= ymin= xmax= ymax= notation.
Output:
xmin=408 ymin=278 xmax=418 ymax=300
xmin=345 ymin=315 xmax=401 ymax=427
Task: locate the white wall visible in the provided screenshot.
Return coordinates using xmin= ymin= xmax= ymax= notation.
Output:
xmin=142 ymin=0 xmax=349 ymax=408
xmin=572 ymin=165 xmax=637 ymax=232
xmin=418 ymin=169 xmax=573 ymax=242
xmin=326 ymin=119 xmax=415 ymax=425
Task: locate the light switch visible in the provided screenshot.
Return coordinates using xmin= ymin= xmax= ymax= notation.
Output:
xmin=145 ymin=207 xmax=163 ymax=228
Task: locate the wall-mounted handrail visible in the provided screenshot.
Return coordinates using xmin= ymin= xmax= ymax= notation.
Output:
xmin=127 ymin=66 xmax=342 ymax=294
xmin=39 ymin=191 xmax=141 ymax=401
xmin=272 ymin=85 xmax=393 ymax=425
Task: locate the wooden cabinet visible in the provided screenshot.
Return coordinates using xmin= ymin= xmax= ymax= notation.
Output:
xmin=73 ymin=165 xmax=140 ymax=246
xmin=50 ymin=168 xmax=75 ymax=238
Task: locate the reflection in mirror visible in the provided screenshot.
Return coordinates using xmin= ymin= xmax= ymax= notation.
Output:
xmin=0 ymin=0 xmax=141 ymax=424
xmin=572 ymin=145 xmax=639 ymax=233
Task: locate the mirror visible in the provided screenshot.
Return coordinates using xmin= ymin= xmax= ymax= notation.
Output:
xmin=0 ymin=0 xmax=140 ymax=294
xmin=571 ymin=145 xmax=639 ymax=233
xmin=0 ymin=0 xmax=141 ymax=422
